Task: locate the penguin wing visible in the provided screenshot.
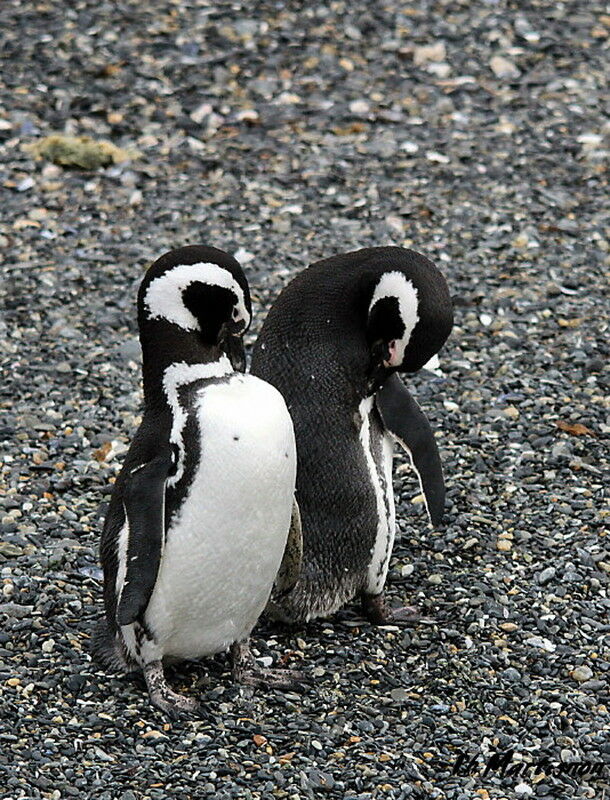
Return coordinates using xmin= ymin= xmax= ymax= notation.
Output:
xmin=274 ymin=498 xmax=303 ymax=597
xmin=375 ymin=373 xmax=445 ymax=527
xmin=116 ymin=447 xmax=173 ymax=626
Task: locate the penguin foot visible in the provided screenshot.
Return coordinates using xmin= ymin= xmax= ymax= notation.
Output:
xmin=230 ymin=641 xmax=307 ymax=692
xmin=238 ymin=667 xmax=307 ymax=691
xmin=143 ymin=660 xmax=201 ymax=719
xmin=361 ymin=593 xmax=429 ymax=627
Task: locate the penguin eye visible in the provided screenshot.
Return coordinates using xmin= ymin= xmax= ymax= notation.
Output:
xmin=232 ymin=307 xmax=240 ymax=321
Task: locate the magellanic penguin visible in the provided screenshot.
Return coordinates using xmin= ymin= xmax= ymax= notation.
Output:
xmin=93 ymin=245 xmax=301 ymax=717
xmin=251 ymin=246 xmax=453 ymax=626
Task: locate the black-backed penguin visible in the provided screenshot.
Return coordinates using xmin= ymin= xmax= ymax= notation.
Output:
xmin=251 ymin=246 xmax=452 ymax=626
xmin=94 ymin=245 xmax=300 ymax=717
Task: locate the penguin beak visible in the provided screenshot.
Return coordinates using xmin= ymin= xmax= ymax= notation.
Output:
xmin=367 ymin=340 xmax=392 ymax=391
xmin=218 ymin=322 xmax=246 ymax=372
xmin=227 ymin=335 xmax=246 ymax=372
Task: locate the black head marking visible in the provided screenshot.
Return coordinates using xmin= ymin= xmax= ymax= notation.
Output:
xmin=182 ymin=282 xmax=239 ymax=345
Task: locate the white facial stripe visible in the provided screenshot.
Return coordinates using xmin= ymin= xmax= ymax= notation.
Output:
xmin=369 ymin=271 xmax=419 ymax=365
xmin=163 ymin=358 xmax=233 ymax=486
xmin=144 ymin=262 xmax=250 ymax=330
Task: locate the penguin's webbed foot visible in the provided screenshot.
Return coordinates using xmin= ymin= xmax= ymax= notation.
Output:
xmin=230 ymin=641 xmax=308 ymax=692
xmin=361 ymin=592 xmax=433 ymax=627
xmin=143 ymin=660 xmax=201 ymax=720
xmin=238 ymin=667 xmax=308 ymax=691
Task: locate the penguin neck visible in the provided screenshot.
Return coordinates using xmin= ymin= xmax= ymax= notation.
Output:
xmin=139 ymin=324 xmax=231 ymax=408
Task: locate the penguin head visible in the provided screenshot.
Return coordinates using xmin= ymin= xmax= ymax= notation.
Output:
xmin=365 ymin=250 xmax=452 ymax=386
xmin=138 ymin=245 xmax=252 ymax=371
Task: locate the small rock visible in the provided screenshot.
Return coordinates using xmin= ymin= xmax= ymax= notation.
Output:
xmin=0 ymin=542 xmax=22 ymax=557
xmin=551 ymin=441 xmax=572 ymax=459
xmin=571 ymin=666 xmax=593 ymax=683
xmin=490 ymin=55 xmax=521 ymax=79
xmin=525 ymin=636 xmax=556 ymax=653
xmin=427 ymin=62 xmax=451 ymax=78
xmin=190 ymin=103 xmax=213 ymax=124
xmin=385 ymin=215 xmax=404 ymax=235
xmin=580 ymin=680 xmax=606 ymax=692
xmin=413 ymin=42 xmax=446 ymax=65
xmin=303 ymin=769 xmax=335 ymax=792
xmin=349 ymin=99 xmax=370 ymax=115
xmin=537 ymin=566 xmax=556 ymax=585
xmin=233 ymin=248 xmax=255 ymax=265
xmin=425 ymin=151 xmax=450 ymax=164
xmin=0 ymin=603 xmax=33 ymax=619
xmin=17 ymin=177 xmax=35 ymax=192
xmin=428 ymin=573 xmax=442 ymax=584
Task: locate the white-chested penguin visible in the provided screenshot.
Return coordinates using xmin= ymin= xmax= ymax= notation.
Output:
xmin=251 ymin=246 xmax=453 ymax=626
xmin=93 ymin=245 xmax=301 ymax=717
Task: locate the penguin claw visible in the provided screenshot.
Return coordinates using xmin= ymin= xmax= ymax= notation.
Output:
xmin=144 ymin=659 xmax=203 ymax=720
xmin=149 ymin=689 xmax=201 ymax=720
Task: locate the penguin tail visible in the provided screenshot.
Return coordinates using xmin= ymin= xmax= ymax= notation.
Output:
xmin=90 ymin=617 xmax=131 ymax=673
xmin=266 ymin=573 xmax=356 ymax=624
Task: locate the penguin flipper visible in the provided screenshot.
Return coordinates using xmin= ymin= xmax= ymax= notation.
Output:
xmin=116 ymin=448 xmax=172 ymax=626
xmin=274 ymin=499 xmax=303 ymax=597
xmin=375 ymin=373 xmax=445 ymax=527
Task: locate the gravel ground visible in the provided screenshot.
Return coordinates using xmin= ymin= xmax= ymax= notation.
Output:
xmin=1 ymin=1 xmax=609 ymax=798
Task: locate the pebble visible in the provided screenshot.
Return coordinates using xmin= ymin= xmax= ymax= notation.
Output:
xmin=0 ymin=603 xmax=33 ymax=619
xmin=537 ymin=566 xmax=556 ymax=585
xmin=413 ymin=42 xmax=446 ymax=65
xmin=525 ymin=636 xmax=556 ymax=653
xmin=490 ymin=55 xmax=521 ymax=79
xmin=0 ymin=542 xmax=22 ymax=558
xmin=349 ymin=99 xmax=370 ymax=115
xmin=571 ymin=666 xmax=593 ymax=683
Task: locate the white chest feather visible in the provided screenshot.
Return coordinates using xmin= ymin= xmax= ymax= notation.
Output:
xmin=358 ymin=397 xmax=396 ymax=594
xmin=145 ymin=374 xmax=296 ymax=658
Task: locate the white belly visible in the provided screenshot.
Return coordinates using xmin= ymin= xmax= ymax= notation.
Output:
xmin=145 ymin=375 xmax=296 ymax=659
